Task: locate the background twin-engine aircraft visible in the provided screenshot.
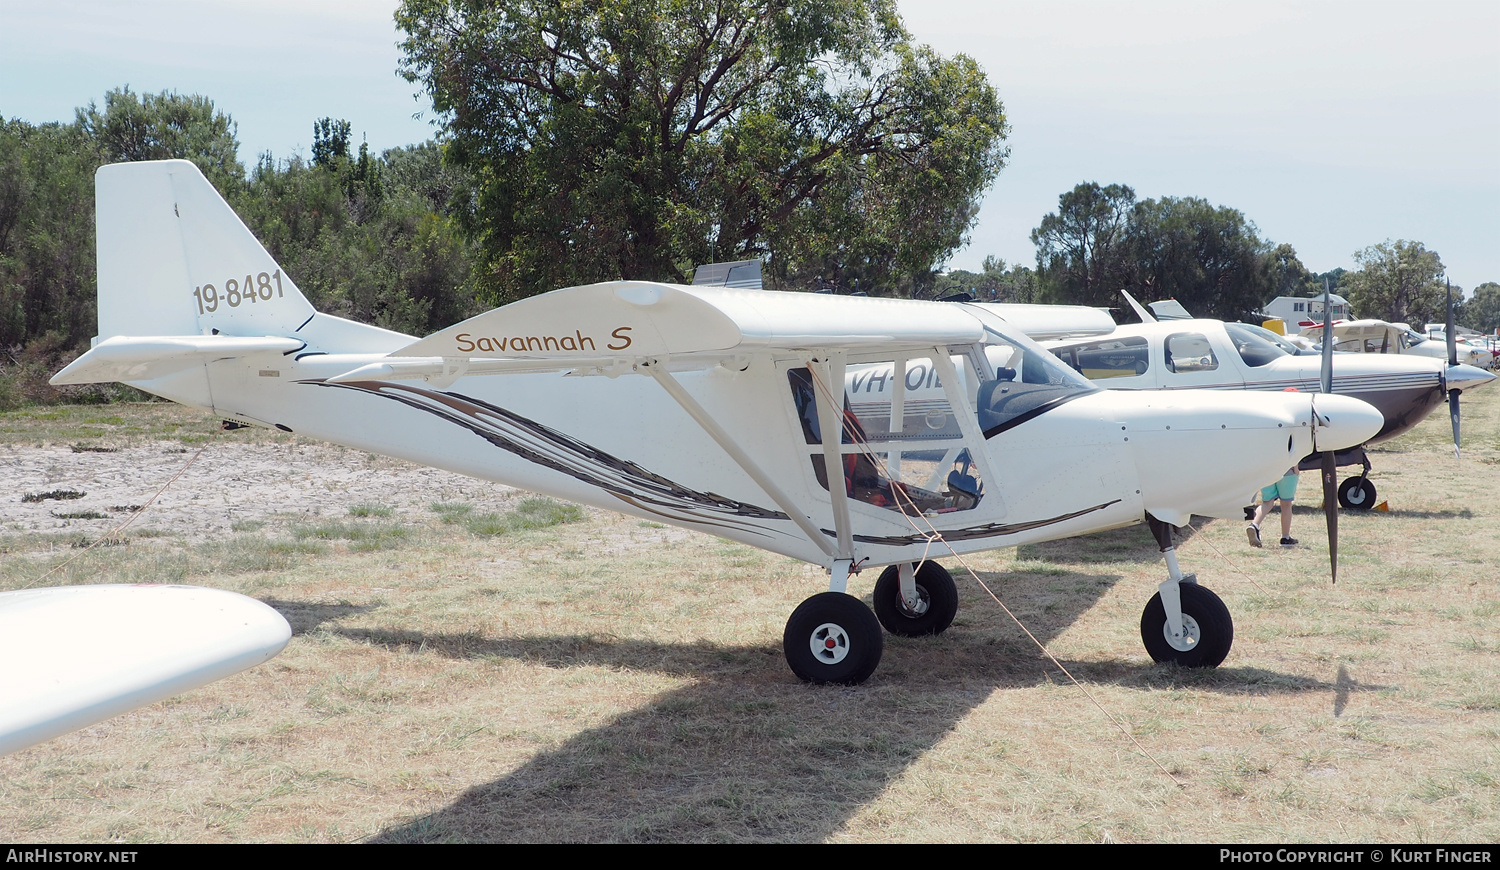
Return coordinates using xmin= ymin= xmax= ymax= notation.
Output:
xmin=6 ymin=160 xmax=1390 ymax=754
xmin=1040 ymin=296 xmax=1494 ymax=510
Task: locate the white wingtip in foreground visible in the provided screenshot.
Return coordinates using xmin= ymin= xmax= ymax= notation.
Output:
xmin=0 ymin=585 xmax=291 ymax=755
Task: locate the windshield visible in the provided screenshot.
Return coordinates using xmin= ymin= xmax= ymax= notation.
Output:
xmin=1233 ymin=322 xmax=1307 ymax=356
xmin=1224 ymin=322 xmax=1292 ymax=367
xmin=964 ymin=306 xmax=1099 ymax=436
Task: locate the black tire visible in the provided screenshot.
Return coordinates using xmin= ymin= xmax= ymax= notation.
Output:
xmin=783 ymin=592 xmax=883 ymax=685
xmin=1139 ymin=583 xmax=1234 ymax=668
xmin=1337 ymin=476 xmax=1377 ymax=510
xmin=872 ymin=562 xmax=959 ymax=637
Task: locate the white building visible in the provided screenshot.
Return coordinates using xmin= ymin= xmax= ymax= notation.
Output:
xmin=1262 ymin=294 xmax=1353 ymax=333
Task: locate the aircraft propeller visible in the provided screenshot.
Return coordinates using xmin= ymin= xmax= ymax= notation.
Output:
xmin=1446 ymin=282 xmax=1461 ymax=458
xmin=1312 ymin=281 xmax=1339 ymax=582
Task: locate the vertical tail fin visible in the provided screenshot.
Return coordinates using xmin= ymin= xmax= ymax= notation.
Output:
xmin=95 ymin=160 xmax=316 ymax=340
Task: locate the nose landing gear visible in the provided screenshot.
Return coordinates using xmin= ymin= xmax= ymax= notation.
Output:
xmin=1141 ymin=514 xmax=1234 ymax=667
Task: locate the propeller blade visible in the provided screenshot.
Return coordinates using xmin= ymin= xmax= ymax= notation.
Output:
xmin=1447 ymin=282 xmax=1458 ymax=368
xmin=1446 ymin=283 xmax=1461 ymax=458
xmin=1450 ymin=388 xmax=1462 ymax=459
xmin=1320 ymin=280 xmax=1334 ymax=395
xmin=1322 ymin=449 xmax=1339 ymax=584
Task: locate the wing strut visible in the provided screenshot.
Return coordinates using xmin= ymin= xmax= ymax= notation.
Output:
xmin=810 ymin=354 xmax=856 ymax=563
xmin=643 ymin=360 xmax=839 ymax=561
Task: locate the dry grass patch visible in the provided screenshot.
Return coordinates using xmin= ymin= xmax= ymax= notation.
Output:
xmin=0 ymin=392 xmax=1497 ymax=842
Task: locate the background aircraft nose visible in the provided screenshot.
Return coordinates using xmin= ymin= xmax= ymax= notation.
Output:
xmin=1312 ymin=393 xmax=1385 ymax=452
xmin=1443 ymin=363 xmax=1496 ymax=394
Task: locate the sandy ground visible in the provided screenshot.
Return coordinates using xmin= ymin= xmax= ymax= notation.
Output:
xmin=1 ymin=441 xmax=521 ymax=543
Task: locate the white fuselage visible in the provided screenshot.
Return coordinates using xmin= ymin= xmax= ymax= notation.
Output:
xmin=127 ymin=307 xmax=1380 ymax=571
xmin=1043 ymin=319 xmax=1493 ymax=444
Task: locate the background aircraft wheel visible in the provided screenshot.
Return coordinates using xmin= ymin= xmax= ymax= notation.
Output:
xmin=1140 ymin=583 xmax=1234 ymax=668
xmin=872 ymin=562 xmax=958 ymax=637
xmin=1337 ymin=476 xmax=1377 ymax=510
xmin=783 ymin=592 xmax=883 ymax=685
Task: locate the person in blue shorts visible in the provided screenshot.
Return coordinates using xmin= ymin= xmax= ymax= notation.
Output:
xmin=1247 ymin=467 xmax=1298 ymax=548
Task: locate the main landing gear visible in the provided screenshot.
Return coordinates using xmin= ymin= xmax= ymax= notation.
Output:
xmin=783 ymin=560 xmax=959 ymax=685
xmin=1141 ymin=515 xmax=1233 ymax=667
xmin=1300 ymin=448 xmax=1377 ymax=511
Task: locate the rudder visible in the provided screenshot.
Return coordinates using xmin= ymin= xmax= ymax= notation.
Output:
xmin=95 ymin=160 xmax=316 ymax=341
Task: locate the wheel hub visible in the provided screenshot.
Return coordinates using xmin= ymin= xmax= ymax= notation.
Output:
xmin=809 ymin=622 xmax=851 ymax=664
xmin=1163 ymin=613 xmax=1202 ymax=652
xmin=897 ymin=585 xmax=931 ymax=617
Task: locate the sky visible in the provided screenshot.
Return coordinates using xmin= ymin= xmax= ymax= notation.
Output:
xmin=2 ymin=0 xmax=1497 ymax=292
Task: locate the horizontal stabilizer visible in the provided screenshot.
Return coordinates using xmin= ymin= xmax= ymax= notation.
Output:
xmin=0 ymin=585 xmax=291 ymax=755
xmin=50 ymin=335 xmax=304 ymax=385
xmin=394 ymin=282 xmax=985 ymax=363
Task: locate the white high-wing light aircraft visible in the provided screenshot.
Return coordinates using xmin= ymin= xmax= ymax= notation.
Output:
xmin=48 ymin=160 xmax=1385 ymax=693
xmin=1300 ymin=319 xmax=1495 ymax=370
xmin=1040 ymin=312 xmax=1494 ymax=510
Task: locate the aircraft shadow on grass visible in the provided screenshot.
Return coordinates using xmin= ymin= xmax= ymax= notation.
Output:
xmin=260 ymin=599 xmax=377 ymax=635
xmin=267 ymin=528 xmax=1333 ymax=843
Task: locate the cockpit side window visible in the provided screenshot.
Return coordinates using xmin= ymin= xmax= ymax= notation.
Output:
xmin=1050 ymin=336 xmax=1150 ymax=380
xmin=786 ymin=364 xmax=983 ymax=515
xmin=1165 ymin=333 xmax=1218 ymax=373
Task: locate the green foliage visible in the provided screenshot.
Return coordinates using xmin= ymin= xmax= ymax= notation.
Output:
xmin=1030 ymin=182 xmax=1136 ymax=306
xmin=233 ymin=144 xmax=478 ymax=336
xmin=76 ymin=87 xmax=244 ymax=193
xmin=0 ymin=119 xmax=101 ymax=350
xmin=1308 ymin=267 xmax=1346 ymax=298
xmin=1127 ymin=196 xmax=1270 ymax=322
xmin=1461 ymin=282 xmax=1500 ymax=333
xmin=312 ymin=118 xmax=352 ymax=168
xmin=1267 ymin=243 xmax=1315 ymax=298
xmin=1340 ymin=239 xmax=1446 ymax=325
xmin=934 ymin=256 xmax=1042 ymax=303
xmin=396 ymin=0 xmax=1009 ymax=301
xmin=1031 ymin=182 xmax=1273 ymax=320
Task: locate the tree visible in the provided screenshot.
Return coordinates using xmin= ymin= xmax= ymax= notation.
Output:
xmin=1125 ymin=196 xmax=1270 ymax=322
xmin=935 ymin=255 xmax=1041 ymax=303
xmin=1309 ymin=267 xmax=1346 ymax=297
xmin=1030 ymin=182 xmax=1135 ymax=306
xmin=1340 ymin=240 xmax=1446 ymax=325
xmin=0 ymin=118 xmax=101 ymax=351
xmin=1460 ymin=282 xmax=1500 ymax=333
xmin=234 ymin=147 xmax=478 ymax=336
xmin=312 ymin=118 xmax=352 ymax=168
xmin=76 ymin=87 xmax=243 ymax=192
xmin=396 ymin=0 xmax=1009 ymax=302
xmin=1266 ymin=243 xmax=1313 ymax=298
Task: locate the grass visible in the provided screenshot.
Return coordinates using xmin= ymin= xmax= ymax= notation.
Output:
xmin=462 ymin=497 xmax=584 ymax=536
xmin=0 ymin=390 xmax=1497 ymax=842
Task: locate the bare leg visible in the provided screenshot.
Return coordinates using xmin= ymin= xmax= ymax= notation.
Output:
xmin=1279 ymin=498 xmax=1293 ymax=538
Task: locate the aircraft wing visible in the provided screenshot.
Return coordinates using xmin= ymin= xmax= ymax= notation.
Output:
xmin=390 ymin=281 xmax=987 ymax=363
xmin=50 ymin=335 xmax=305 ymax=385
xmin=968 ymin=302 xmax=1118 ymax=339
xmin=0 ymin=585 xmax=291 ymax=755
